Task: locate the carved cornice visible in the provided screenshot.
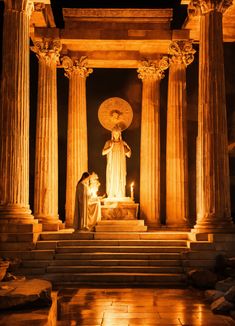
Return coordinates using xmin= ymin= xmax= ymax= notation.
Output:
xmin=61 ymin=56 xmax=93 ymax=79
xmin=188 ymin=0 xmax=233 ymax=16
xmin=169 ymin=40 xmax=196 ymax=66
xmin=4 ymin=0 xmax=34 ymax=16
xmin=31 ymin=40 xmax=61 ymax=65
xmin=137 ymin=57 xmax=169 ymax=81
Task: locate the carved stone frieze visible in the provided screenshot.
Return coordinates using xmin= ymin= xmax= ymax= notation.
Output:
xmin=31 ymin=39 xmax=61 ymax=65
xmin=169 ymin=40 xmax=196 ymax=66
xmin=137 ymin=57 xmax=169 ymax=81
xmin=61 ymin=56 xmax=93 ymax=79
xmin=188 ymin=0 xmax=233 ymax=16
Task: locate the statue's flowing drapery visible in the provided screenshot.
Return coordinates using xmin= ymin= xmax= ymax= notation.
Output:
xmin=103 ymin=139 xmax=131 ymax=198
xmin=74 ymin=180 xmax=101 ymax=230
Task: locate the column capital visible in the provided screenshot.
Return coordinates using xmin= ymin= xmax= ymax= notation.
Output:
xmin=31 ymin=39 xmax=61 ymax=65
xmin=188 ymin=0 xmax=232 ymax=16
xmin=169 ymin=40 xmax=196 ymax=66
xmin=61 ymin=56 xmax=93 ymax=79
xmin=137 ymin=57 xmax=169 ymax=81
xmin=4 ymin=0 xmax=34 ymax=15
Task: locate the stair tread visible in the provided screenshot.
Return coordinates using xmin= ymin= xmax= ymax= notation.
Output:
xmin=39 ymin=272 xmax=185 ymax=276
xmin=56 ymin=245 xmax=187 ymax=248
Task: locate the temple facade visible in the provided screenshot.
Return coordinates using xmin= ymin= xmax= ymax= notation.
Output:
xmin=0 ymin=0 xmax=235 ymax=286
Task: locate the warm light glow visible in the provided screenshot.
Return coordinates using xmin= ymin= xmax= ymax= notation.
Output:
xmin=89 ymin=172 xmax=100 ymax=198
xmin=130 ymin=182 xmax=134 ymax=200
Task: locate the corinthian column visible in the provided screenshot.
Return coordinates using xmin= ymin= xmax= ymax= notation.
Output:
xmin=31 ymin=40 xmax=62 ymax=230
xmin=166 ymin=40 xmax=195 ymax=229
xmin=62 ymin=56 xmax=93 ymax=228
xmin=137 ymin=58 xmax=169 ymax=227
xmin=191 ymin=0 xmax=234 ymax=232
xmin=0 ymin=0 xmax=34 ymax=222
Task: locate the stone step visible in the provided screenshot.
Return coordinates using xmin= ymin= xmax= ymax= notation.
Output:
xmin=57 ymin=240 xmax=187 ymax=247
xmin=40 ymin=231 xmax=94 ymax=241
xmin=182 ymin=250 xmax=222 ymax=260
xmin=0 ymin=242 xmax=36 ymax=251
xmin=189 ymin=241 xmax=215 ymax=250
xmin=0 ymin=222 xmax=42 ymax=233
xmin=95 ymin=225 xmax=147 ymax=232
xmin=0 ymin=249 xmax=55 ymax=260
xmin=0 ymin=232 xmax=40 ymax=243
xmin=35 ymin=272 xmax=187 ymax=284
xmin=39 ymin=231 xmax=189 ymax=241
xmin=55 ymin=252 xmax=181 ymax=260
xmin=94 ymin=232 xmax=189 ymax=240
xmin=53 ymin=281 xmax=186 ymax=288
xmin=46 ymin=265 xmax=183 ymax=274
xmin=22 ymin=259 xmax=182 ymax=268
xmin=98 ymin=220 xmax=146 ymax=225
xmin=36 ymin=239 xmax=187 ymax=250
xmin=55 ymin=245 xmax=186 ymax=253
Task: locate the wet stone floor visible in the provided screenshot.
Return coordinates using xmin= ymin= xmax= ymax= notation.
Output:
xmin=57 ymin=287 xmax=235 ymax=326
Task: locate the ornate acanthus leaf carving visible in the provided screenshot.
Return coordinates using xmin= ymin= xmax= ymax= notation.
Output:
xmin=31 ymin=39 xmax=61 ymax=65
xmin=137 ymin=57 xmax=170 ymax=81
xmin=169 ymin=40 xmax=196 ymax=66
xmin=188 ymin=0 xmax=233 ymax=16
xmin=61 ymin=56 xmax=93 ymax=79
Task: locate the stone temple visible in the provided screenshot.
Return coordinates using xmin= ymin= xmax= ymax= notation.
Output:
xmin=1 ymin=0 xmax=235 ymax=293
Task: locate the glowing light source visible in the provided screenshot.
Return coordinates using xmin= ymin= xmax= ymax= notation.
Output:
xmin=130 ymin=182 xmax=134 ymax=200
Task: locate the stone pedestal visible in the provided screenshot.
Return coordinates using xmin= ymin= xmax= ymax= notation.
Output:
xmin=32 ymin=40 xmax=62 ymax=231
xmin=166 ymin=40 xmax=195 ymax=228
xmin=137 ymin=58 xmax=169 ymax=227
xmin=0 ymin=1 xmax=34 ymax=223
xmin=62 ymin=57 xmax=93 ymax=228
xmin=193 ymin=0 xmax=234 ymax=232
xmin=101 ymin=198 xmax=139 ymax=220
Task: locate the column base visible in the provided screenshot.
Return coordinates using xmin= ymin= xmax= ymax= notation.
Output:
xmin=42 ymin=221 xmax=64 ymax=231
xmin=193 ymin=218 xmax=235 ymax=233
xmin=0 ymin=204 xmax=34 ymax=223
xmin=65 ymin=221 xmax=73 ymax=229
xmin=35 ymin=215 xmax=64 ymax=231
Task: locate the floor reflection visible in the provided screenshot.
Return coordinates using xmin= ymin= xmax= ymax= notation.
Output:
xmin=57 ymin=287 xmax=235 ymax=326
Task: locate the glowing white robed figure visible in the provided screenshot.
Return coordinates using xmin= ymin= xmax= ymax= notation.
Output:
xmin=74 ymin=172 xmax=101 ymax=231
xmin=102 ymin=126 xmax=131 ymax=198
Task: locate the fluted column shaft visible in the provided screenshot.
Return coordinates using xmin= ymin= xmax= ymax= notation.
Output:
xmin=62 ymin=57 xmax=92 ymax=227
xmin=32 ymin=40 xmax=61 ymax=226
xmin=0 ymin=1 xmax=33 ymax=221
xmin=138 ymin=58 xmax=169 ymax=226
xmin=166 ymin=41 xmax=195 ymax=228
xmin=193 ymin=0 xmax=233 ymax=231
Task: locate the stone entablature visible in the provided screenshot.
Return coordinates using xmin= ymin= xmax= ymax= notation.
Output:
xmin=182 ymin=0 xmax=235 ymax=41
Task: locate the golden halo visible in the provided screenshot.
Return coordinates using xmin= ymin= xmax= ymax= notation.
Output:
xmin=98 ymin=97 xmax=133 ymax=131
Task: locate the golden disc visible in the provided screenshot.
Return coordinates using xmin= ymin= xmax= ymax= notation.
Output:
xmin=98 ymin=97 xmax=133 ymax=131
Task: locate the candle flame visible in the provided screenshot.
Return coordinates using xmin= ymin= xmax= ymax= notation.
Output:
xmin=131 ymin=182 xmax=134 ymax=187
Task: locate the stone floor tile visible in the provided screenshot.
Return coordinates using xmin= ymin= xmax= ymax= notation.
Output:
xmin=104 ymin=305 xmax=128 ymax=312
xmin=127 ymin=305 xmax=159 ymax=312
xmin=128 ymin=318 xmax=181 ymax=325
xmin=57 ymin=320 xmax=102 ymax=326
xmin=57 ymin=287 xmax=235 ymax=326
xmin=101 ymin=318 xmax=129 ymax=326
xmin=103 ymin=311 xmax=160 ymax=319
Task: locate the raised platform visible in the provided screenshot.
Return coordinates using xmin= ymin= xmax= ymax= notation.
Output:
xmin=95 ymin=220 xmax=147 ymax=232
xmin=101 ymin=198 xmax=139 ymax=220
xmin=2 ymin=228 xmax=235 ymax=288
